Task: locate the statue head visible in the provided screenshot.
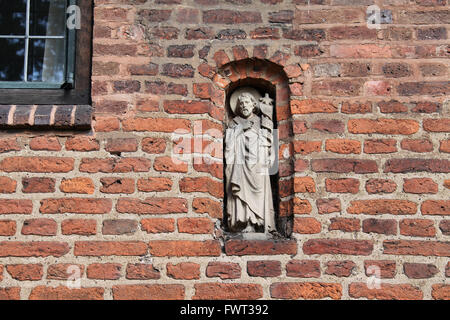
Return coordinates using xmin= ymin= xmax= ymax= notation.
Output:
xmin=236 ymin=92 xmax=258 ymax=119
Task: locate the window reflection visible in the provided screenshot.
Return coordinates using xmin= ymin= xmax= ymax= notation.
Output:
xmin=28 ymin=39 xmax=65 ymax=82
xmin=0 ymin=39 xmax=25 ymax=81
xmin=30 ymin=0 xmax=66 ymax=36
xmin=0 ymin=0 xmax=68 ymax=84
xmin=0 ymin=0 xmax=27 ymax=36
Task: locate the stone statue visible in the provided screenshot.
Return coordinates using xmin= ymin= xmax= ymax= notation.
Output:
xmin=225 ymin=87 xmax=276 ymax=233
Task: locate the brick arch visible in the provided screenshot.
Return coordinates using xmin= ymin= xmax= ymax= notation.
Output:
xmin=205 ymin=55 xmax=295 ymax=237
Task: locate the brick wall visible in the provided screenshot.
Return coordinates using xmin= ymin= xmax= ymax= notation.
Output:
xmin=0 ymin=0 xmax=449 ymax=300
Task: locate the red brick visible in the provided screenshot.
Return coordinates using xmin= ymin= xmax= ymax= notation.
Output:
xmin=117 ymin=198 xmax=187 ymax=214
xmin=293 ymin=141 xmax=321 ymax=155
xmin=61 ymin=219 xmax=96 ymax=236
xmin=100 ymin=178 xmax=135 ymax=194
xmin=80 ymin=158 xmax=152 ymax=173
xmin=167 ymin=262 xmax=200 ymax=280
xmin=87 ymin=263 xmax=122 ymax=280
xmin=30 ymin=137 xmax=61 ymax=151
xmin=177 ymin=218 xmax=213 ymax=234
xmin=105 ymin=138 xmax=138 ymax=153
xmin=112 ymin=284 xmax=184 ymax=300
xmin=293 ymin=177 xmax=316 ymax=193
xmin=431 ymin=284 xmax=450 ymax=300
xmin=365 ymin=179 xmax=396 ymax=194
xmin=179 ymin=177 xmax=223 ymax=198
xmin=154 ymin=157 xmax=188 ymax=173
xmin=47 ymin=264 xmax=85 ymax=280
xmin=404 ymin=263 xmax=438 ymax=279
xmin=122 ymin=118 xmax=190 ymax=132
xmin=423 ymin=119 xmax=450 ymax=132
xmin=383 ymin=240 xmax=450 ymax=257
xmin=293 ymin=217 xmax=321 ymax=234
xmin=401 ymin=139 xmax=433 ymax=152
xmin=349 ymin=283 xmax=422 ymax=300
xmin=74 ymin=241 xmax=147 ymax=256
xmin=403 ymin=178 xmax=438 ymax=194
xmin=312 ymin=120 xmax=345 ymax=134
xmin=0 ymin=220 xmax=16 ymax=236
xmin=126 ymin=264 xmax=160 ymax=280
xmin=0 ymin=242 xmax=69 ymax=257
xmin=141 ymin=137 xmax=166 ymax=154
xmin=270 ymin=282 xmax=342 ymax=300
xmin=286 ymin=260 xmax=320 ymax=278
xmin=29 ymin=286 xmax=104 ymax=300
xmin=329 ymin=218 xmax=360 ymax=232
xmin=440 ymin=140 xmax=450 ymax=153
xmin=0 ymin=288 xmax=20 ymax=300
xmin=65 ymin=137 xmax=100 ymax=151
xmin=349 ymin=119 xmax=419 ymax=135
xmin=0 ymin=200 xmax=33 ymax=215
xmin=317 ymin=198 xmax=341 ymax=214
xmin=362 ymin=219 xmax=397 ymax=235
xmin=364 ymin=139 xmax=397 ymax=154
xmin=291 ymin=99 xmax=337 ymax=114
xmin=364 ymin=260 xmax=396 ymax=279
xmin=247 ymin=261 xmax=281 ymax=277
xmin=0 ymin=177 xmax=16 ymax=193
xmin=22 ymin=219 xmax=57 ymax=236
xmin=325 ymin=261 xmax=356 ymax=277
xmin=326 ymin=178 xmax=359 ymax=194
xmin=0 ymin=138 xmax=20 ymax=153
xmin=141 ymin=218 xmax=175 ymax=233
xmin=326 ymin=139 xmax=361 ymax=154
xmin=384 ymin=158 xmax=450 ymax=173
xmin=303 ymin=239 xmax=373 ymax=255
xmin=347 ymin=200 xmax=417 ymax=215
xmin=311 ymin=159 xmax=378 ymax=173
xmin=149 ymin=240 xmax=221 ymax=257
xmin=225 ymin=240 xmax=297 ymax=256
xmin=193 ymin=283 xmax=263 ymax=300
xmin=400 ymin=219 xmax=436 ymax=237
xmin=6 ymin=264 xmax=43 ymax=281
xmin=137 ymin=178 xmax=172 ymax=192
xmin=40 ymin=198 xmax=112 ymax=214
xmin=102 ymin=220 xmax=138 ymax=235
xmin=60 ymin=178 xmax=94 ymax=194
xmin=421 ymin=200 xmax=450 ymax=215
xmin=0 ymin=157 xmax=74 ymax=173
xmin=206 ymin=262 xmax=241 ymax=280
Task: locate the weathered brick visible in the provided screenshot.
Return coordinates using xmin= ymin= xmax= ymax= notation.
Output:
xmin=349 ymin=283 xmax=422 ymax=300
xmin=40 ymin=199 xmax=112 ymax=214
xmin=206 ymin=262 xmax=241 ymax=280
xmin=167 ymin=262 xmax=200 ymax=280
xmin=303 ymin=239 xmax=373 ymax=255
xmin=270 ymin=282 xmax=342 ymax=300
xmin=112 ymin=284 xmax=184 ymax=300
xmin=225 ymin=240 xmax=297 ymax=256
xmin=74 ymin=241 xmax=147 ymax=256
xmin=148 ymin=240 xmax=221 ymax=257
xmin=29 ymin=286 xmax=104 ymax=300
xmin=193 ymin=283 xmax=263 ymax=300
xmin=286 ymin=260 xmax=320 ymax=278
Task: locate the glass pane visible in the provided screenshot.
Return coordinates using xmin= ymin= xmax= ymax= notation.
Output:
xmin=0 ymin=39 xmax=25 ymax=81
xmin=30 ymin=0 xmax=67 ymax=36
xmin=0 ymin=0 xmax=27 ymax=35
xmin=28 ymin=38 xmax=65 ymax=83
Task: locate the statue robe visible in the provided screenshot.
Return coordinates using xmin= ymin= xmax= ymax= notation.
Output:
xmin=225 ymin=115 xmax=276 ymax=233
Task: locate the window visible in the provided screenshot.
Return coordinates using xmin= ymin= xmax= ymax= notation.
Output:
xmin=0 ymin=0 xmax=92 ymax=105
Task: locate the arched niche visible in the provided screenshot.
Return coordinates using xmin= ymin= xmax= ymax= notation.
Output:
xmin=214 ymin=58 xmax=293 ymax=238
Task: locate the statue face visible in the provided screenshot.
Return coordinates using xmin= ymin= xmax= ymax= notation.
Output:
xmin=238 ymin=95 xmax=255 ymax=119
